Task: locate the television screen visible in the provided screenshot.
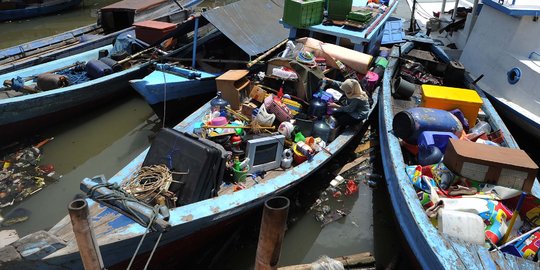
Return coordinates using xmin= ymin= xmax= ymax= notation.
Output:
xmin=253 ymin=143 xmax=279 ymax=166
xmin=245 ymin=134 xmax=285 ymax=173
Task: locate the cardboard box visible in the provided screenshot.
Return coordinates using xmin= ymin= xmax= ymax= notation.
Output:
xmin=241 ymin=102 xmax=258 ymax=119
xmin=444 ymin=139 xmax=538 ymax=193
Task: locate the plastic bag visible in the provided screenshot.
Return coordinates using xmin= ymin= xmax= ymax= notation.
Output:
xmin=310 ymin=255 xmax=344 ymax=270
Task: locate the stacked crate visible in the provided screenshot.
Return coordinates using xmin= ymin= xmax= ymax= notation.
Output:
xmin=283 ymin=0 xmax=324 ymax=28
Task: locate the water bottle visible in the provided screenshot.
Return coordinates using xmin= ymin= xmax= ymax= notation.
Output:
xmin=210 ymin=91 xmax=229 ymax=113
xmin=469 ymin=120 xmax=491 ymax=136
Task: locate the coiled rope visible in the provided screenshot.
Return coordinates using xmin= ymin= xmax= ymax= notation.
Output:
xmin=121 ymin=164 xmax=182 ymax=205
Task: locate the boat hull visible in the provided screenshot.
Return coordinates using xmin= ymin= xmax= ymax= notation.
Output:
xmin=130 ymin=66 xmax=218 ymax=106
xmin=0 ymin=0 xmax=82 ymax=22
xmin=483 ymin=92 xmax=540 ymax=141
xmin=0 ymin=45 xmax=150 ymax=139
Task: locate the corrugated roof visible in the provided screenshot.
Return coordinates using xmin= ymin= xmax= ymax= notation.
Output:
xmin=202 ymin=0 xmax=288 ymax=56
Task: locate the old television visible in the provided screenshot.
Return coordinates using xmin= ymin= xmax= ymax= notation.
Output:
xmin=245 ymin=134 xmax=285 ymax=173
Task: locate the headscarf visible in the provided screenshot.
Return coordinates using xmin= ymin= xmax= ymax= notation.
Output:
xmin=340 ymin=79 xmax=368 ymax=100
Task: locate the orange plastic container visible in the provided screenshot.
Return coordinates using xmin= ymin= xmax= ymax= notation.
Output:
xmin=133 ymin=20 xmax=177 ymax=45
xmin=421 ymin=85 xmax=483 ymax=126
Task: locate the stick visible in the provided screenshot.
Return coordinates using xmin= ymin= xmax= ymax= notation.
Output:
xmin=278 ymin=252 xmax=375 ymax=270
xmin=118 ymin=47 xmax=157 ymax=65
xmin=501 ymin=192 xmax=527 ymax=244
xmin=203 ymin=125 xmax=275 ymax=130
xmin=247 ymin=39 xmax=288 ymax=68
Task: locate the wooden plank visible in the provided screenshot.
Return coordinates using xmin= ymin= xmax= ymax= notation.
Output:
xmin=0 ymin=230 xmax=19 ymax=248
xmin=477 ymin=248 xmax=498 ymax=270
xmin=490 ymin=251 xmax=512 ymax=270
xmin=447 ymin=236 xmax=483 ymax=270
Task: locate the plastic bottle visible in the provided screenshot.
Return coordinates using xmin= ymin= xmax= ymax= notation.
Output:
xmin=469 ymin=120 xmax=491 ymax=136
xmin=392 ymin=107 xmax=464 ymax=144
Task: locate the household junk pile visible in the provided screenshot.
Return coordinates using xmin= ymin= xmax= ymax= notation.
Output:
xmin=392 ymin=48 xmax=540 ymax=261
xmin=115 ymin=37 xmax=383 ymax=212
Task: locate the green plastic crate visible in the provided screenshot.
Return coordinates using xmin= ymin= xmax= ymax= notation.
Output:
xmin=328 ymin=0 xmax=353 ymax=21
xmin=283 ymin=0 xmax=324 ymax=29
xmin=347 ymin=10 xmax=373 ymax=23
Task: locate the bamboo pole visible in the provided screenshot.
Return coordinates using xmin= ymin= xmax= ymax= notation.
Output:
xmin=247 ymin=39 xmax=288 ymax=68
xmin=255 ymin=196 xmax=290 ymax=270
xmin=68 ymin=199 xmax=104 ymax=270
xmin=278 ymin=252 xmax=375 ymax=270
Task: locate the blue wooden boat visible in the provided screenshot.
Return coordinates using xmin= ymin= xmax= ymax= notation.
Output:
xmin=129 ymin=63 xmax=219 ymax=107
xmin=0 ymin=16 xmax=214 ymax=140
xmin=0 ymin=66 xmax=380 ymax=268
xmin=0 ymin=0 xmax=82 ymax=22
xmin=0 ymin=0 xmax=202 ymax=75
xmin=379 ymin=39 xmax=540 ymax=269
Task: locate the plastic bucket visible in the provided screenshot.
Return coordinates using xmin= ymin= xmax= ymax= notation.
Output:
xmin=393 ymin=77 xmax=417 ymax=99
xmin=232 ymin=165 xmax=249 ymax=183
xmin=293 ymin=144 xmax=307 ymax=165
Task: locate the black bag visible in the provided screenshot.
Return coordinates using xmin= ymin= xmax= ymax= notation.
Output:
xmin=142 ymin=128 xmax=227 ymax=206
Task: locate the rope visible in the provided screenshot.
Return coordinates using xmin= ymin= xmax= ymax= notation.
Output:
xmin=121 ymin=164 xmax=184 ymax=205
xmin=126 ymin=205 xmax=159 ymax=270
xmin=143 ymin=231 xmax=163 ymax=270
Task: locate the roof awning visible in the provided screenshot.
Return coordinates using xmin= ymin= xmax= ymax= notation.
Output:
xmin=202 ymin=0 xmax=288 ymax=56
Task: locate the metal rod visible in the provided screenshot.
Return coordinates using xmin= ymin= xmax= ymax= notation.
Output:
xmin=255 ymin=196 xmax=290 ymax=270
xmin=68 ymin=199 xmax=104 ymax=270
xmin=441 ymin=0 xmax=447 ymax=17
xmin=192 ymin=16 xmax=199 ymax=69
xmin=452 ymin=0 xmax=460 ymax=20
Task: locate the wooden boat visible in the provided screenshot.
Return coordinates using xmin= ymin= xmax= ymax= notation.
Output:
xmin=129 ymin=63 xmax=219 ymax=112
xmin=0 ymin=0 xmax=202 ymax=75
xmin=129 ymin=0 xmax=291 ymax=119
xmin=379 ymin=39 xmax=540 ymax=269
xmin=0 ymin=48 xmax=381 ymax=268
xmin=0 ymin=15 xmax=217 ymax=140
xmin=0 ymin=0 xmax=82 ymax=22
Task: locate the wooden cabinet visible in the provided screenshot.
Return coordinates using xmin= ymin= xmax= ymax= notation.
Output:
xmin=216 ymin=70 xmax=250 ymax=110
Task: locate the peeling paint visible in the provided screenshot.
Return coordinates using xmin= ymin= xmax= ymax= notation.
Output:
xmin=181 ymin=214 xmax=193 ymax=222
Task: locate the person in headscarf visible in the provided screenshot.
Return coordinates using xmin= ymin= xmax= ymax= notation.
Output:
xmin=327 ymin=79 xmax=370 ymax=126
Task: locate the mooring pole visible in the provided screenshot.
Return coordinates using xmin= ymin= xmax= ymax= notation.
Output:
xmin=255 ymin=196 xmax=290 ymax=270
xmin=68 ymin=199 xmax=104 ymax=270
xmin=408 ymin=0 xmax=417 ymax=33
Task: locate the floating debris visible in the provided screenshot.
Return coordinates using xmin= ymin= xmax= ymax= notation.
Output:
xmin=1 ymin=208 xmax=31 ymax=226
xmin=0 ymin=138 xmax=60 ymax=210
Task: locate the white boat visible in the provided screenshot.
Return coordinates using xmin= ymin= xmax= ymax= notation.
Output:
xmin=459 ymin=0 xmax=540 ymax=140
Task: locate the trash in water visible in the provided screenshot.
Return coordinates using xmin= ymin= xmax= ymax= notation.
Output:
xmin=0 ymin=138 xmax=60 ymax=209
xmin=1 ymin=208 xmax=31 ymax=226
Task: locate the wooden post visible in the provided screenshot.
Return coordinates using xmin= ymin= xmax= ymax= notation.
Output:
xmin=255 ymin=196 xmax=290 ymax=270
xmin=68 ymin=199 xmax=104 ymax=270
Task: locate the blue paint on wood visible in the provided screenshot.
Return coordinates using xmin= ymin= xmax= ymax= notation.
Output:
xmin=379 ymin=40 xmax=539 ymax=270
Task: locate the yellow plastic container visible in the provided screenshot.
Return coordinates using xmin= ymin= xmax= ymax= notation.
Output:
xmin=421 ymin=85 xmax=483 ymax=126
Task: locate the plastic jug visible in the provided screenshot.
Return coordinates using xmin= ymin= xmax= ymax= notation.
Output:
xmin=392 ymin=107 xmax=463 ymax=144
xmin=438 ymin=209 xmax=485 ymax=245
xmin=210 ymin=91 xmax=229 ymax=113
xmin=417 ymin=131 xmax=459 ymax=153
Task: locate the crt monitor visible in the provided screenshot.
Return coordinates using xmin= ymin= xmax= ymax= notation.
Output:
xmin=245 ymin=134 xmax=285 ymax=173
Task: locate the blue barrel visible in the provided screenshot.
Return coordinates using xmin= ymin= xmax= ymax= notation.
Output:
xmin=86 ymin=59 xmax=113 ymax=79
xmin=392 ymin=107 xmax=463 ymax=144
